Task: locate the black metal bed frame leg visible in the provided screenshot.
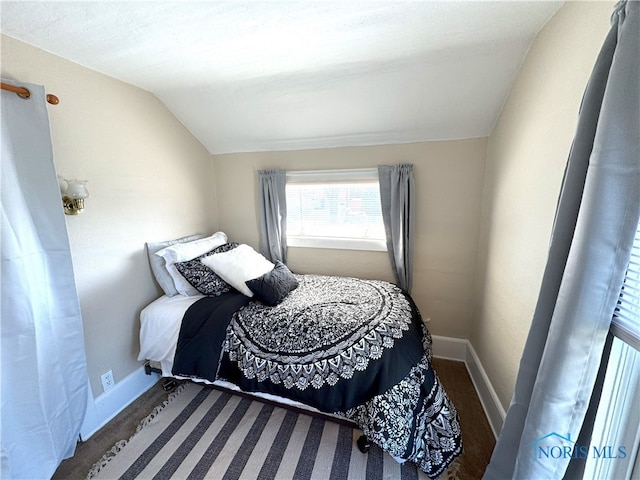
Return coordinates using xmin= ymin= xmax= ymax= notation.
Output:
xmin=357 ymin=435 xmax=371 ymax=453
xmin=144 ymin=361 xmax=177 ymax=391
xmin=143 ymin=360 xmax=162 ymax=375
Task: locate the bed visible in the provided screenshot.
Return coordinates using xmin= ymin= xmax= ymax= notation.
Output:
xmin=139 ymin=233 xmax=462 ymax=478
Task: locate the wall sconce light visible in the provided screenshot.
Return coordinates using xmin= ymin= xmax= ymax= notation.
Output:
xmin=61 ymin=178 xmax=89 ymax=215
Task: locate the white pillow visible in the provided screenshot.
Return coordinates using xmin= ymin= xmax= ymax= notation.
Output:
xmin=156 ymin=231 xmax=227 ymax=295
xmin=201 ymin=244 xmax=274 ymax=297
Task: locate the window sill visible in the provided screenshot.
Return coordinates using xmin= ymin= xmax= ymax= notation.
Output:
xmin=287 ymin=236 xmax=387 ymax=252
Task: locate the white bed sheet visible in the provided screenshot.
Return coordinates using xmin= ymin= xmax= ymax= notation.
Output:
xmin=137 ymin=294 xmax=204 ymax=377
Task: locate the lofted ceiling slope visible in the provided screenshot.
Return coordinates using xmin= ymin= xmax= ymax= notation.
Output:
xmin=1 ymin=1 xmax=563 ymax=154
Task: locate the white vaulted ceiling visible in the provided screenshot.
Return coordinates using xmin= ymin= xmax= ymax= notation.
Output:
xmin=1 ymin=1 xmax=563 ymax=154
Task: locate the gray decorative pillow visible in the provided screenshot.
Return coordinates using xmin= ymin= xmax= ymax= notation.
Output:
xmin=146 ymin=234 xmax=203 ymax=296
xmin=246 ymin=261 xmax=298 ymax=306
xmin=174 ymin=242 xmax=239 ymax=295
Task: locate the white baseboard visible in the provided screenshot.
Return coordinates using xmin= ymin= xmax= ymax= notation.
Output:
xmin=431 ymin=335 xmax=468 ymax=361
xmin=463 ymin=342 xmax=507 ymax=439
xmin=80 ymin=366 xmax=160 ymax=441
xmin=431 ymin=335 xmax=506 ymax=439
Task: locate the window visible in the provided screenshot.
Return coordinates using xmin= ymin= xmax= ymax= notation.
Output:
xmin=285 ymin=169 xmax=387 ymax=251
xmin=611 ymin=222 xmax=640 ymax=351
xmin=583 ymin=338 xmax=639 ymax=479
xmin=583 ymin=221 xmax=640 ymax=479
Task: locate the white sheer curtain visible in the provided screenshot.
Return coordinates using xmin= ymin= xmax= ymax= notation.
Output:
xmin=1 ymin=82 xmax=88 ymax=479
xmin=484 ymin=2 xmax=639 ymax=478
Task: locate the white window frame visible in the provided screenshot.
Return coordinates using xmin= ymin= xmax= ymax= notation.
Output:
xmin=285 ymin=168 xmax=387 ymax=252
xmin=583 ymin=337 xmax=640 ymax=479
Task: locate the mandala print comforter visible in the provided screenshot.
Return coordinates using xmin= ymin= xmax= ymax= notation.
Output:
xmin=172 ymin=275 xmax=462 ymax=478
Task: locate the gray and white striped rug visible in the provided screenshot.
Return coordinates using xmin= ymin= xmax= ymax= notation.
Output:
xmin=87 ymin=382 xmax=445 ymax=480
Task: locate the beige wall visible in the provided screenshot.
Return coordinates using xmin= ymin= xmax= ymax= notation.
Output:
xmin=1 ymin=35 xmax=218 ymax=397
xmin=214 ymin=138 xmax=487 ymax=339
xmin=470 ymin=1 xmax=615 ymax=410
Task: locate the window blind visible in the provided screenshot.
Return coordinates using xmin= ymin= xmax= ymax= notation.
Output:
xmin=612 ymin=220 xmax=640 ymax=351
xmin=285 ymin=169 xmax=386 ymax=251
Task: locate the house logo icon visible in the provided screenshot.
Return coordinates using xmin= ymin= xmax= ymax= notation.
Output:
xmin=530 ymin=432 xmax=575 ymax=461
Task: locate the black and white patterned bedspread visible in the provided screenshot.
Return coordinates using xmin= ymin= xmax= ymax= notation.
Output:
xmin=172 ymin=275 xmax=462 ymax=478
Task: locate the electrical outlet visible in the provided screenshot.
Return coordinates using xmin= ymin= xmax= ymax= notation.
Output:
xmin=101 ymin=370 xmax=115 ymax=393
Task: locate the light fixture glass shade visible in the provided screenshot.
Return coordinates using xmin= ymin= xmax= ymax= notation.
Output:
xmin=65 ymin=180 xmax=89 ymax=199
xmin=61 ymin=179 xmax=89 ymax=215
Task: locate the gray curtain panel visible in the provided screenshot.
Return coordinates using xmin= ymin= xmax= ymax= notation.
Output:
xmin=258 ymin=169 xmax=287 ymax=263
xmin=484 ymin=2 xmax=639 ymax=479
xmin=378 ymin=163 xmax=415 ymax=293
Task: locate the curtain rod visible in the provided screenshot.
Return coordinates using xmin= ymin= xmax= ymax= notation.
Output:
xmin=1 ymin=82 xmax=59 ymax=105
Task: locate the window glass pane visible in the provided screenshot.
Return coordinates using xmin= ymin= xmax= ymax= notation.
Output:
xmin=286 ymin=181 xmax=385 ymax=241
xmin=285 ymin=169 xmax=387 ymax=251
xmin=583 ymin=337 xmax=640 ymax=479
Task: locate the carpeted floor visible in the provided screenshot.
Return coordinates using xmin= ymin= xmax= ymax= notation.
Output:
xmin=430 ymin=359 xmax=495 ymax=479
xmin=53 ymin=358 xmax=495 ymax=479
